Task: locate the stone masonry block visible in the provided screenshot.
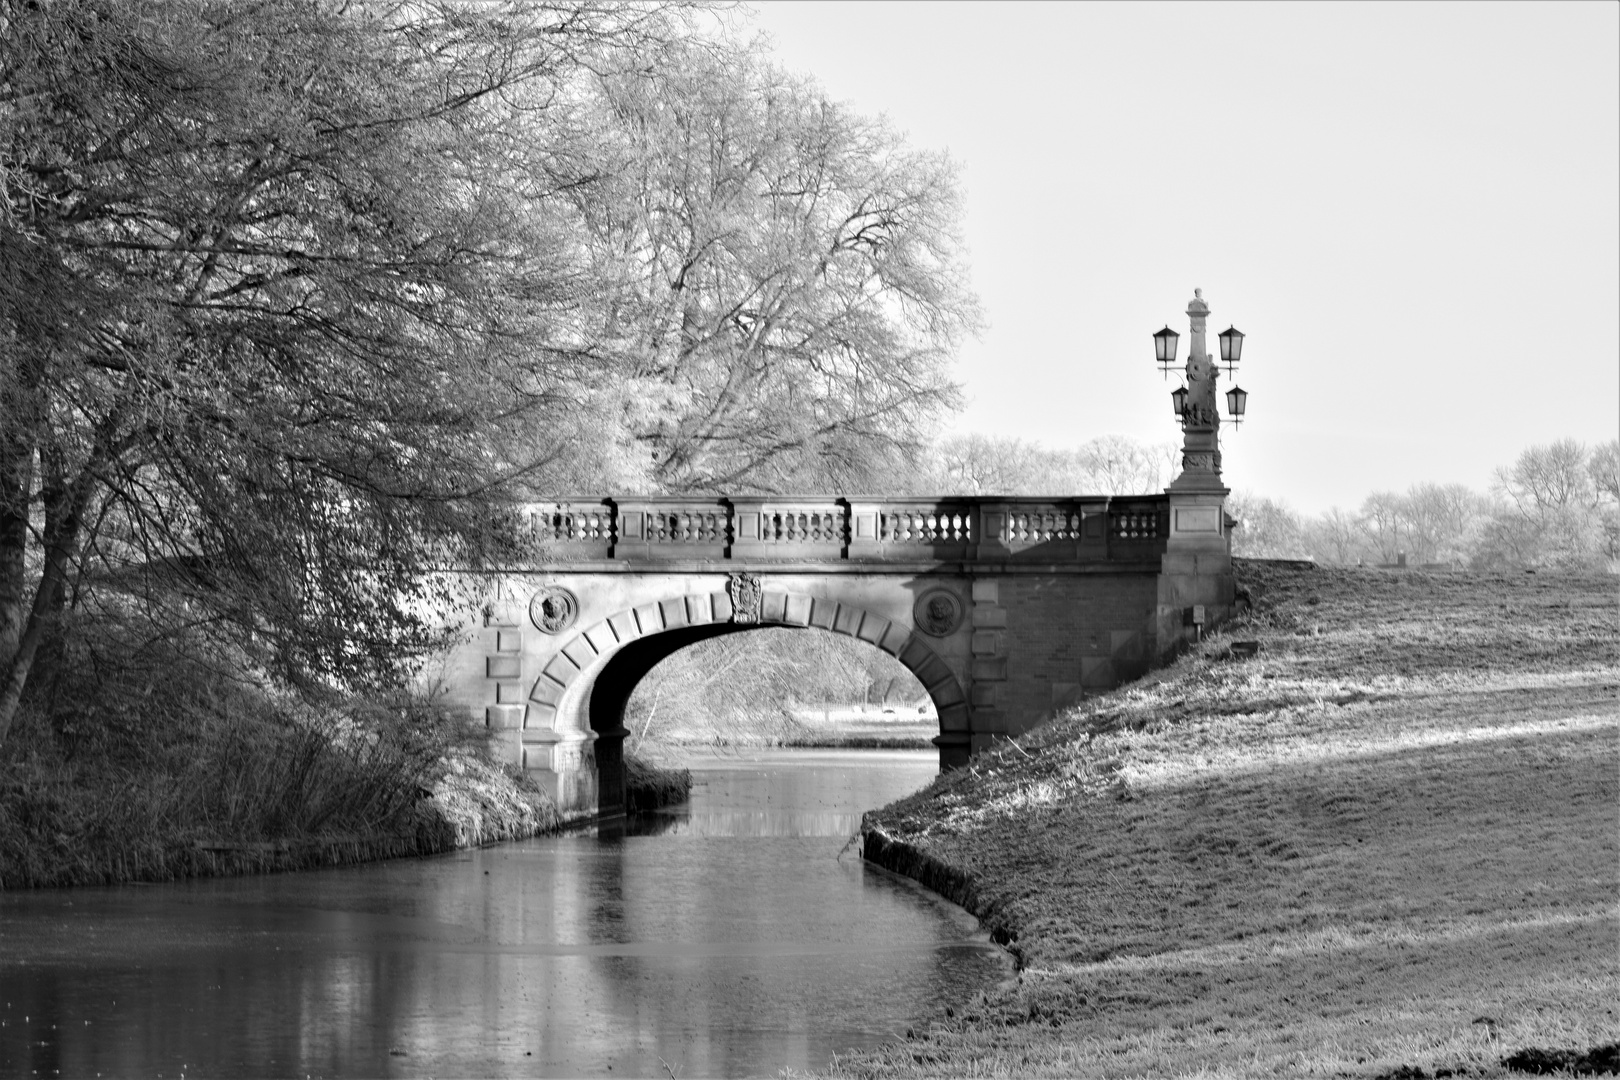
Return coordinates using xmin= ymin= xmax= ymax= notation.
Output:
xmin=928 ymin=679 xmax=965 ymax=708
xmin=685 ymin=593 xmax=714 ymax=625
xmin=970 ymin=683 xmax=998 ymax=707
xmin=783 ymin=594 xmax=813 ymax=626
xmin=762 ymin=591 xmax=788 ymax=623
xmin=521 ymin=743 xmax=552 ymax=772
xmin=710 ymin=590 xmax=734 ymax=623
xmin=495 ymin=682 xmax=524 ymax=703
xmin=541 ymin=653 xmax=580 ymax=687
xmin=972 ymin=657 xmax=1008 ymax=681
xmin=583 ymin=622 xmax=617 ymax=655
xmin=525 ymin=702 xmax=557 ymax=729
xmin=1111 ymin=630 xmax=1139 ymax=658
xmin=659 ymin=597 xmax=689 ymax=629
xmin=608 ymin=611 xmax=640 ymax=642
xmin=972 ymin=709 xmax=1010 ymax=734
xmin=634 ymin=603 xmax=665 ymax=635
xmin=972 ymin=605 xmax=1008 ymax=629
xmin=485 ymin=704 xmax=524 ymax=730
xmin=1161 ymin=552 xmax=1200 ymax=576
xmin=808 ymin=598 xmax=838 ymax=630
xmin=897 ymin=636 xmax=935 ymax=672
xmin=971 ymin=630 xmax=1002 ymax=656
xmin=856 ymin=613 xmax=891 ymax=646
xmin=528 ymin=676 xmax=565 ymax=707
xmin=1080 ymin=656 xmax=1114 ymax=688
xmin=495 ymin=630 xmax=523 ymax=653
xmin=878 ymin=624 xmax=912 ymax=657
xmin=562 ymin=638 xmax=597 ymax=670
xmin=486 ymin=655 xmax=522 ymax=680
xmin=833 ymin=604 xmax=863 ymax=637
xmin=937 ymin=702 xmax=970 ymax=731
xmin=912 ymin=653 xmax=952 ymax=690
xmin=971 ymin=580 xmax=999 ymax=604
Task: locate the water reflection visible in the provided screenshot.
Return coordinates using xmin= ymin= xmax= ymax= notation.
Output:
xmin=0 ymin=749 xmax=1006 ymax=1078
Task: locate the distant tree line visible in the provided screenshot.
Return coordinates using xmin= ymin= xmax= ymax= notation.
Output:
xmin=624 ymin=627 xmax=920 ymax=749
xmin=1230 ymin=439 xmax=1619 ymax=572
xmin=899 ymin=433 xmax=1178 ymax=496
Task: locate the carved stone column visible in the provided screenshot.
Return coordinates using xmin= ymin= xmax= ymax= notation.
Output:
xmin=1168 ymin=288 xmax=1225 ymax=494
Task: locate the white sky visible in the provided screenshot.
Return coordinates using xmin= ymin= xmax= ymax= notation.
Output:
xmin=743 ymin=1 xmax=1620 ymax=515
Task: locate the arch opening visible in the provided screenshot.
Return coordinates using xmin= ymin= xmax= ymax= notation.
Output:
xmin=573 ymin=605 xmax=967 ymax=818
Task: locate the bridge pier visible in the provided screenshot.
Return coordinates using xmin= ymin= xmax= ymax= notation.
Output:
xmin=432 ymin=493 xmax=1232 ymax=823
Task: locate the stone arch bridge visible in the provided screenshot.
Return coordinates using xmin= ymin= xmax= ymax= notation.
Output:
xmin=437 ymin=490 xmax=1234 ymax=822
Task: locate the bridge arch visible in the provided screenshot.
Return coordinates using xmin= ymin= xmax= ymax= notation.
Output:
xmin=452 ymin=489 xmax=1233 ymax=823
xmin=526 ymin=588 xmax=970 ymax=817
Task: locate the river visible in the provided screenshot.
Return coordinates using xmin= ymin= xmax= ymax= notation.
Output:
xmin=0 ymin=748 xmax=1007 ymax=1078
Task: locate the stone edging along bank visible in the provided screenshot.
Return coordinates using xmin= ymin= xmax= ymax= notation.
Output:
xmin=860 ymin=820 xmax=1026 ymax=969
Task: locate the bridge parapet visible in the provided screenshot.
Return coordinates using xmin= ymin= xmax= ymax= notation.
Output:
xmin=506 ymin=495 xmax=1170 ymax=567
xmin=443 ymin=488 xmax=1230 ymax=820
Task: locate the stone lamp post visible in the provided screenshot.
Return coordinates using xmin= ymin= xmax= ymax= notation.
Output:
xmin=1157 ymin=288 xmax=1247 ymax=490
xmin=1154 ymin=288 xmax=1244 ymax=647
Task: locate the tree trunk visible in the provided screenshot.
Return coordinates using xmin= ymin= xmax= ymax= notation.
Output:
xmin=0 ymin=460 xmax=97 ymax=744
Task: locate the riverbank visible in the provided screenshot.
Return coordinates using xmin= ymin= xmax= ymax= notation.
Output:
xmin=0 ymin=679 xmax=568 ymax=889
xmin=848 ymin=561 xmax=1618 ymax=1078
xmin=0 ymin=681 xmax=697 ymax=889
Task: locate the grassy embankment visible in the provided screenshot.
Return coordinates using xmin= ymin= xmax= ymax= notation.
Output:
xmin=0 ymin=646 xmax=690 ymax=888
xmin=846 ymin=561 xmax=1617 ymax=1079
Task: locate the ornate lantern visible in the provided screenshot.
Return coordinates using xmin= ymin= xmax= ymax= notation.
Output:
xmin=1218 ymin=325 xmax=1244 ymax=368
xmin=1225 ymin=385 xmax=1248 ymax=426
xmin=1170 ymin=384 xmax=1189 ymax=419
xmin=1153 ymin=325 xmax=1179 ymax=373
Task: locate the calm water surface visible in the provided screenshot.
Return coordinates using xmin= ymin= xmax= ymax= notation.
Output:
xmin=0 ymin=748 xmax=1007 ymax=1078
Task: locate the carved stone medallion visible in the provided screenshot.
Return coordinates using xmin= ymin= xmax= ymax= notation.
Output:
xmin=529 ymin=585 xmax=579 ymax=634
xmin=728 ymin=572 xmax=763 ymax=624
xmin=913 ymin=588 xmax=963 ymax=637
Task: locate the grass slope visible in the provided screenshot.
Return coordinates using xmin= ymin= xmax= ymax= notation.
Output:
xmin=848 ymin=562 xmax=1618 ymax=1079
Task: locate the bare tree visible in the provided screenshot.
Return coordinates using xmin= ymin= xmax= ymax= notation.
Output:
xmin=1299 ymin=507 xmax=1367 ymax=565
xmin=554 ymin=35 xmax=979 ymax=494
xmin=1356 ymin=492 xmax=1408 ymax=564
xmin=1487 ymin=440 xmax=1603 ymax=568
xmin=0 ymin=0 xmax=687 ymax=740
xmin=1589 ymin=440 xmax=1619 ymax=562
xmin=1403 ymin=483 xmax=1491 ymax=566
xmin=1228 ymin=491 xmax=1309 ymax=559
xmin=899 ymin=434 xmax=1179 ymax=496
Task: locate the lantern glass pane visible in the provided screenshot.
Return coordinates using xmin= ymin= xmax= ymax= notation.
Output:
xmin=1225 ymin=386 xmax=1248 ymax=417
xmin=1154 ymin=326 xmax=1179 ymax=364
xmin=1219 ymin=326 xmax=1244 ymax=364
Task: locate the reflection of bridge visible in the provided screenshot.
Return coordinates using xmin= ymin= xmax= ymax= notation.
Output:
xmin=437 ymin=490 xmax=1233 ymax=821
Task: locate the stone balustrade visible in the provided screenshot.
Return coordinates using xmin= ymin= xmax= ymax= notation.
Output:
xmin=505 ymin=495 xmax=1170 ymax=566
